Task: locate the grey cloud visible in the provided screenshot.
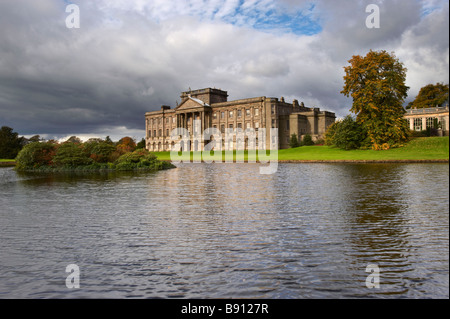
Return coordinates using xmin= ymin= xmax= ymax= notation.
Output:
xmin=0 ymin=0 xmax=448 ymax=139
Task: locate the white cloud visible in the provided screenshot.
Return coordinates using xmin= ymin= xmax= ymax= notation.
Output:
xmin=0 ymin=0 xmax=448 ymax=137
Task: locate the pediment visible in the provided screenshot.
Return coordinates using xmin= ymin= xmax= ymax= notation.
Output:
xmin=176 ymin=97 xmax=209 ymax=111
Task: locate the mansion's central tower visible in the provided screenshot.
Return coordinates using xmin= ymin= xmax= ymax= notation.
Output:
xmin=180 ymin=88 xmax=228 ymax=105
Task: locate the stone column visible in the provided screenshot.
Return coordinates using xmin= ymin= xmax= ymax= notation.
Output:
xmin=422 ymin=117 xmax=427 ymax=131
xmin=409 ymin=117 xmax=414 ymax=131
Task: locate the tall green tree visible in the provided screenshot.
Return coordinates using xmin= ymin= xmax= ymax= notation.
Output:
xmin=341 ymin=50 xmax=410 ymax=150
xmin=289 ymin=133 xmax=300 ymax=148
xmin=0 ymin=126 xmax=26 ymax=159
xmin=407 ymin=83 xmax=449 ymax=109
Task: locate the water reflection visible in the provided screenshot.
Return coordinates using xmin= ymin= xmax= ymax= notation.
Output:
xmin=0 ymin=164 xmax=448 ymax=298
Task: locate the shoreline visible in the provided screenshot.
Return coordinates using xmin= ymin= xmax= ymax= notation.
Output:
xmin=0 ymin=161 xmax=15 ymax=167
xmin=159 ymin=159 xmax=449 ymax=164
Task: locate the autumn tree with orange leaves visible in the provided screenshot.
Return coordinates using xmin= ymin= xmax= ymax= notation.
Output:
xmin=341 ymin=50 xmax=410 ymax=150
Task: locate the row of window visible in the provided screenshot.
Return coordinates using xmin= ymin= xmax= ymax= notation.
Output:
xmin=407 ymin=117 xmax=444 ymax=131
xmin=148 ymin=116 xmax=177 ymax=126
xmin=147 ymin=107 xmax=262 ymax=129
xmin=213 ymin=107 xmax=260 ymax=120
xmin=148 ymin=122 xmax=262 ymax=138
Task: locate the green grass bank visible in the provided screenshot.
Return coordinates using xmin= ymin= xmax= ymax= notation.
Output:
xmin=0 ymin=159 xmax=16 ymax=167
xmin=153 ymin=137 xmax=449 ymax=162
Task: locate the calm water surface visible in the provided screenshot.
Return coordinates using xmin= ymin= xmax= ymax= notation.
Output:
xmin=0 ymin=163 xmax=448 ymax=298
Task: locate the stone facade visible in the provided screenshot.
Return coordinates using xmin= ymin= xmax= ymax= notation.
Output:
xmin=145 ymin=88 xmax=336 ymax=151
xmin=404 ymin=105 xmax=449 ymax=136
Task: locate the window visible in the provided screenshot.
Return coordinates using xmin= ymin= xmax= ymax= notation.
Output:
xmin=166 ymin=117 xmax=169 ymax=124
xmin=255 ymin=108 xmax=259 ymax=116
xmin=229 ymin=124 xmax=233 ymax=129
xmin=255 ymin=122 xmax=259 ymax=130
xmin=246 ymin=122 xmax=251 ymax=129
xmin=221 ymin=112 xmax=225 ymax=119
xmin=237 ymin=123 xmax=242 ymax=129
xmin=158 ymin=129 xmax=162 ymax=137
xmin=237 ymin=110 xmax=242 ymax=118
xmin=246 ymin=109 xmax=251 ymax=116
xmin=229 ymin=111 xmax=233 ymax=118
xmin=153 ymin=130 xmax=156 ymax=137
xmin=173 ymin=117 xmax=176 ymax=124
xmin=271 ymin=105 xmax=275 ymax=114
xmin=166 ymin=129 xmax=169 ymax=136
xmin=221 ymin=124 xmax=225 ymax=134
xmin=213 ymin=112 xmax=217 ymax=120
xmin=426 ymin=117 xmax=437 ymax=129
xmin=272 ymin=119 xmax=276 ymax=128
xmin=413 ymin=118 xmax=422 ymax=131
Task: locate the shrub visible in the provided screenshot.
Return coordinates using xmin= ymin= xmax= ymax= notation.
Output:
xmin=89 ymin=142 xmax=117 ymax=163
xmin=289 ymin=133 xmax=301 ymax=148
xmin=52 ymin=142 xmax=92 ymax=167
xmin=15 ymin=142 xmax=58 ymax=169
xmin=301 ymin=134 xmax=314 ymax=146
xmin=115 ymin=149 xmax=165 ymax=171
xmin=325 ymin=115 xmax=368 ymax=150
xmin=314 ymin=138 xmax=325 ymax=146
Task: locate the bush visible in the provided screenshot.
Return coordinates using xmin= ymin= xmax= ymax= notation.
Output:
xmin=325 ymin=115 xmax=368 ymax=150
xmin=53 ymin=142 xmax=92 ymax=167
xmin=314 ymin=138 xmax=325 ymax=146
xmin=301 ymin=134 xmax=314 ymax=146
xmin=114 ymin=149 xmax=171 ymax=171
xmin=15 ymin=142 xmax=58 ymax=169
xmin=89 ymin=142 xmax=117 ymax=163
xmin=289 ymin=133 xmax=301 ymax=148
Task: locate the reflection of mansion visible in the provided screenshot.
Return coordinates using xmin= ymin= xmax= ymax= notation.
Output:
xmin=145 ymin=88 xmax=336 ymax=151
xmin=404 ymin=104 xmax=449 ymax=135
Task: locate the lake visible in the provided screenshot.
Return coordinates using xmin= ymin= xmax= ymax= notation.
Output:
xmin=0 ymin=163 xmax=448 ymax=298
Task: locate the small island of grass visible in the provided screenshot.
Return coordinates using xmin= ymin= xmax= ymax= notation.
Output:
xmin=14 ymin=140 xmax=175 ymax=172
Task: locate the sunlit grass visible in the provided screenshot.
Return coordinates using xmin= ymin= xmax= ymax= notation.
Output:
xmin=152 ymin=137 xmax=449 ymax=162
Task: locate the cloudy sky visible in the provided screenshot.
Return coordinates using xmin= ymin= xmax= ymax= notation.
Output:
xmin=0 ymin=0 xmax=448 ymax=141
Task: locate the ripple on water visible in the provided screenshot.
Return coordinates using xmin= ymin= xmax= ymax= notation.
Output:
xmin=0 ymin=164 xmax=448 ymax=298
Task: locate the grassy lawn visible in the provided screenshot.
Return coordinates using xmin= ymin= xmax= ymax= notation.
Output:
xmin=152 ymin=137 xmax=449 ymax=162
xmin=0 ymin=159 xmax=16 ymax=167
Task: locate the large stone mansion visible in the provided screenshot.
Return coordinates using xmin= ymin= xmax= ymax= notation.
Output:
xmin=145 ymin=88 xmax=336 ymax=151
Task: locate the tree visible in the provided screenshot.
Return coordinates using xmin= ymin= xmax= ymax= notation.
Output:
xmin=26 ymin=135 xmax=43 ymax=144
xmin=65 ymin=136 xmax=82 ymax=144
xmin=136 ymin=138 xmax=146 ymax=149
xmin=0 ymin=126 xmax=26 ymax=159
xmin=53 ymin=142 xmax=91 ymax=167
xmin=105 ymin=136 xmax=114 ymax=144
xmin=325 ymin=115 xmax=368 ymax=150
xmin=89 ymin=142 xmax=116 ymax=163
xmin=15 ymin=142 xmax=58 ymax=169
xmin=341 ymin=50 xmax=410 ymax=150
xmin=116 ymin=136 xmax=136 ymax=154
xmin=301 ymin=134 xmax=314 ymax=146
xmin=407 ymin=83 xmax=449 ymax=109
xmin=289 ymin=133 xmax=300 ymax=148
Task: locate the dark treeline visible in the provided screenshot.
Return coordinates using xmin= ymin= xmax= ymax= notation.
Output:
xmin=0 ymin=126 xmax=146 ymax=159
